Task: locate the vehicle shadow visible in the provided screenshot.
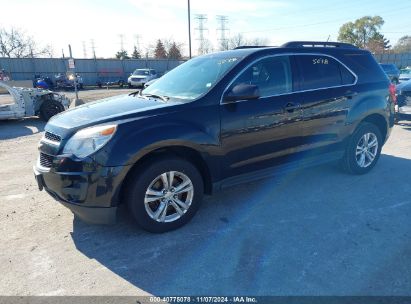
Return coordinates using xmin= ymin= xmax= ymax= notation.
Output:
xmin=0 ymin=117 xmax=45 ymax=140
xmin=71 ymin=154 xmax=411 ymax=295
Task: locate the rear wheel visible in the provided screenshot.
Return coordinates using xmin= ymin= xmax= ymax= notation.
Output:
xmin=341 ymin=122 xmax=382 ymax=174
xmin=125 ymin=157 xmax=204 ymax=233
xmin=39 ymin=98 xmax=64 ymax=121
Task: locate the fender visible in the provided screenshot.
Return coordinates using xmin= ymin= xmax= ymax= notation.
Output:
xmin=344 ymin=87 xmax=392 ymax=136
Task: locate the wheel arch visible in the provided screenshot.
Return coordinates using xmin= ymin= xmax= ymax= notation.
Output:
xmin=120 ymin=145 xmax=214 ymax=205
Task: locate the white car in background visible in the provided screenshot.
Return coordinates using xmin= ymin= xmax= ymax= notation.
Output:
xmin=128 ymin=69 xmax=158 ymax=88
xmin=399 ymin=68 xmax=411 ymax=83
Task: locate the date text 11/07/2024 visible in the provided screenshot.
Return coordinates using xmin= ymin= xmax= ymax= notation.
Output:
xmin=148 ymin=296 xmax=258 ymax=303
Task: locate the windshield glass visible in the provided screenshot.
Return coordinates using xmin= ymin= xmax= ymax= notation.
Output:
xmin=400 ymin=69 xmax=411 ymax=75
xmin=133 ymin=70 xmax=150 ymax=76
xmin=142 ymin=54 xmax=241 ymax=100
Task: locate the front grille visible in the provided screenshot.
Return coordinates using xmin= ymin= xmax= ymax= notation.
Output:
xmin=131 ymin=77 xmax=143 ymax=82
xmin=44 ymin=131 xmax=61 ymax=142
xmin=39 ymin=152 xmax=54 ymax=168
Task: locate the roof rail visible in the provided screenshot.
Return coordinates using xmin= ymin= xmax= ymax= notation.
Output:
xmin=282 ymin=41 xmax=358 ymax=49
xmin=234 ymin=46 xmax=270 ymax=50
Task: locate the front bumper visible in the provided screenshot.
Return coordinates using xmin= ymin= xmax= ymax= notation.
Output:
xmin=33 ymin=158 xmax=130 ymax=224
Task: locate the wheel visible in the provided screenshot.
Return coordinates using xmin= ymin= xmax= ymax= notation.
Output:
xmin=341 ymin=122 xmax=382 ymax=174
xmin=125 ymin=157 xmax=204 ymax=233
xmin=128 ymin=83 xmax=132 ymax=88
xmin=39 ymin=98 xmax=65 ymax=121
xmin=119 ymin=81 xmax=124 ymax=88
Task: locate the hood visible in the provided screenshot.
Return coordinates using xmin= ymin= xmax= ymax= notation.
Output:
xmin=46 ymin=94 xmax=181 ymax=138
xmin=130 ymin=75 xmax=147 ymax=79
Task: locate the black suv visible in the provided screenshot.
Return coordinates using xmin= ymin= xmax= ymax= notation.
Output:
xmin=34 ymin=41 xmax=395 ymax=233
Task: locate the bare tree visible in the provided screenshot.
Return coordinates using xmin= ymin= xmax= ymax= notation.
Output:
xmin=0 ymin=27 xmax=53 ymax=58
xmin=228 ymin=33 xmax=269 ymax=49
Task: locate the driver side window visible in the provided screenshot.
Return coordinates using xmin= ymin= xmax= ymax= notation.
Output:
xmin=230 ymin=56 xmax=293 ymax=97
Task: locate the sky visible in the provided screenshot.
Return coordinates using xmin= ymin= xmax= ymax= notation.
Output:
xmin=0 ymin=0 xmax=410 ymax=58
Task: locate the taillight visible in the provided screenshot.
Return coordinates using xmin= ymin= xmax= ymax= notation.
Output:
xmin=389 ymin=83 xmax=397 ymax=104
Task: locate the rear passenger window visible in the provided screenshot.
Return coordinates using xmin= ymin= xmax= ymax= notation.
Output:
xmin=297 ymin=55 xmax=355 ymax=90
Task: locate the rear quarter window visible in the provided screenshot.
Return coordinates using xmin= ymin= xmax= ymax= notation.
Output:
xmin=297 ymin=55 xmax=355 ymax=90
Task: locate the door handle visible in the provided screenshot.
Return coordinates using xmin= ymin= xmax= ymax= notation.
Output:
xmin=284 ymin=102 xmax=301 ymax=112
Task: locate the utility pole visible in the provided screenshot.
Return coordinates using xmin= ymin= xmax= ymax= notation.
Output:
xmin=187 ymin=0 xmax=192 ymax=58
xmin=195 ymin=14 xmax=208 ymax=55
xmin=216 ymin=15 xmax=229 ymax=51
xmin=68 ymin=44 xmax=79 ymax=100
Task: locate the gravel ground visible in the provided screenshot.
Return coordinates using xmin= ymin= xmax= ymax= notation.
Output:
xmin=0 ymin=90 xmax=410 ymax=296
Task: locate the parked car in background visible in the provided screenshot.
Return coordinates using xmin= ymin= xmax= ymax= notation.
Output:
xmin=395 ymin=80 xmax=411 ymax=121
xmin=399 ymin=68 xmax=411 ymax=83
xmin=55 ymin=73 xmax=84 ymax=91
xmin=128 ymin=69 xmax=157 ymax=88
xmin=33 ymin=74 xmax=54 ymax=90
xmin=380 ymin=63 xmax=400 ymax=84
xmin=34 ymin=41 xmax=395 ymax=233
xmin=96 ymin=77 xmax=126 ymax=88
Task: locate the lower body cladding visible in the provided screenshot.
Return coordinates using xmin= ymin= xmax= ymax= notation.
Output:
xmin=33 ymin=157 xmax=131 ymax=224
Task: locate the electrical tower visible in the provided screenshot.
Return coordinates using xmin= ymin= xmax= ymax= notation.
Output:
xmin=90 ymin=39 xmax=96 ymax=59
xmin=195 ymin=14 xmax=208 ymax=55
xmin=119 ymin=34 xmax=125 ymax=51
xmin=82 ymin=41 xmax=88 ymax=58
xmin=216 ymin=15 xmax=229 ymax=50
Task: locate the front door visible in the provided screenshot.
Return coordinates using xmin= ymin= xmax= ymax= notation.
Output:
xmin=220 ymin=55 xmax=304 ymax=179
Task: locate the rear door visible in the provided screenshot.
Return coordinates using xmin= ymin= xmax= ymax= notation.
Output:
xmin=294 ymin=54 xmax=357 ymax=154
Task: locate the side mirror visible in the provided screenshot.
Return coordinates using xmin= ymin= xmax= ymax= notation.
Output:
xmin=223 ymin=84 xmax=260 ymax=103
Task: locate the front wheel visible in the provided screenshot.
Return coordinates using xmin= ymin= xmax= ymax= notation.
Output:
xmin=125 ymin=157 xmax=204 ymax=233
xmin=341 ymin=122 xmax=382 ymax=174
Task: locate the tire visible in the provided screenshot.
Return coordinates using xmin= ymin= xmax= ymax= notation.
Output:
xmin=125 ymin=157 xmax=204 ymax=233
xmin=119 ymin=81 xmax=124 ymax=88
xmin=39 ymin=98 xmax=65 ymax=121
xmin=341 ymin=122 xmax=382 ymax=174
xmin=128 ymin=83 xmax=132 ymax=88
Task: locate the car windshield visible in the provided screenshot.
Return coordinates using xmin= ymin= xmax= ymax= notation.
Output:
xmin=142 ymin=54 xmax=241 ymax=101
xmin=133 ymin=70 xmax=150 ymax=76
xmin=400 ymin=69 xmax=411 ymax=75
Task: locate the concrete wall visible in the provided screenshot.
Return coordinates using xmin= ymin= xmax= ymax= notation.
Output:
xmin=0 ymin=57 xmax=184 ymax=85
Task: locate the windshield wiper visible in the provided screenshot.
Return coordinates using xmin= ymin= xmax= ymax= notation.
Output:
xmin=139 ymin=93 xmax=169 ymax=102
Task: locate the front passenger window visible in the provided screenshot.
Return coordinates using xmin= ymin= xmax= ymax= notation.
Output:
xmin=230 ymin=56 xmax=293 ymax=98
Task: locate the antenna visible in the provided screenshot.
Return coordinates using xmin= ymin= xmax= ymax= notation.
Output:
xmin=195 ymin=14 xmax=208 ymax=55
xmin=216 ymin=15 xmax=229 ymax=51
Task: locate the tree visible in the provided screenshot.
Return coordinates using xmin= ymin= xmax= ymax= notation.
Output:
xmin=367 ymin=33 xmax=391 ymax=53
xmin=115 ymin=50 xmax=130 ymax=59
xmin=0 ymin=26 xmax=52 ymax=58
xmin=393 ymin=35 xmax=411 ymax=53
xmin=131 ymin=45 xmax=141 ymax=59
xmin=337 ymin=16 xmax=389 ymax=51
xmin=228 ymin=33 xmax=268 ymax=49
xmin=167 ymin=42 xmax=182 ymax=59
xmin=154 ymin=39 xmax=167 ymax=59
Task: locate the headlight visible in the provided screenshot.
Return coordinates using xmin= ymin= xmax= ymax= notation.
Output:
xmin=63 ymin=124 xmax=117 ymax=158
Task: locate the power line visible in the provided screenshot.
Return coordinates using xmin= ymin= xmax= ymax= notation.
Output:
xmin=216 ymin=15 xmax=229 ymax=50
